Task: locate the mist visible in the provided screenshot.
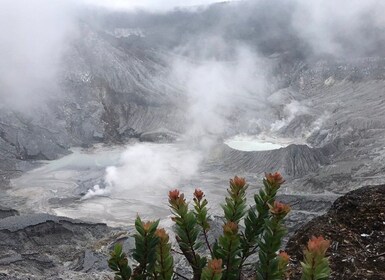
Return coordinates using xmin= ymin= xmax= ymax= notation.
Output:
xmin=2 ymin=0 xmax=384 ymax=201
xmin=82 ymin=0 xmax=385 ymax=200
xmin=82 ymin=0 xmax=228 ymax=12
xmin=2 ymin=0 xmax=383 ymax=110
xmin=170 ymin=45 xmax=270 ymax=147
xmin=292 ymin=0 xmax=385 ymax=57
xmin=83 ymin=143 xmax=202 ymax=200
xmin=0 ymin=0 xmax=79 ymax=110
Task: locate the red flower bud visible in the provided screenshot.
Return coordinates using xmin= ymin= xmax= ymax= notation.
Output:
xmin=307 ymin=236 xmax=330 ymax=256
xmin=269 ymin=201 xmax=291 ymax=217
xmin=278 ymin=251 xmax=290 ymax=263
xmin=193 ymin=188 xmax=204 ymax=202
xmin=143 ymin=221 xmax=154 ymax=233
xmin=168 ymin=189 xmax=186 ymax=208
xmin=265 ymin=172 xmax=285 ymax=186
xmin=208 ymin=259 xmax=222 ymax=274
xmin=169 ymin=189 xmax=180 ymax=201
xmin=230 ymin=176 xmax=246 ymax=188
xmin=155 ymin=228 xmax=169 ymax=242
xmin=223 ymin=221 xmax=238 ymax=235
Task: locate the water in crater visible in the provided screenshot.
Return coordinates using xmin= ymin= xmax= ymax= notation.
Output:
xmin=4 ymin=137 xmax=324 ymax=228
xmin=6 ymin=143 xmax=231 ymax=227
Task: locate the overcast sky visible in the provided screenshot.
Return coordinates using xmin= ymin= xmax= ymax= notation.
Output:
xmin=82 ymin=0 xmax=230 ymax=11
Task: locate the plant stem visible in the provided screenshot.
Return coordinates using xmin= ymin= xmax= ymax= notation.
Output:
xmin=224 ymin=239 xmax=234 ymax=280
xmin=203 ymin=230 xmax=213 ymax=257
xmin=173 ymin=271 xmax=189 ymax=280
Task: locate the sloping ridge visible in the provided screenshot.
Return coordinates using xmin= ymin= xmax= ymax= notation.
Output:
xmin=217 ymin=144 xmax=328 ymax=177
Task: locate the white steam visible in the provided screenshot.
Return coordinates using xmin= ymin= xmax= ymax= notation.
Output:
xmin=81 ymin=0 xmax=228 ymax=11
xmin=171 ymin=46 xmax=269 ymax=147
xmin=270 ymin=100 xmax=309 ymax=131
xmin=293 ymin=0 xmax=385 ymax=56
xmin=85 ymin=47 xmax=269 ymax=200
xmin=83 ymin=143 xmax=202 ymax=199
xmin=82 ymin=184 xmax=107 ymax=200
xmin=0 ymin=0 xmax=78 ymax=110
xmin=83 ymin=47 xmax=270 ymax=200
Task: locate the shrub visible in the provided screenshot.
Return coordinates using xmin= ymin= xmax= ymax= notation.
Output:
xmin=108 ymin=173 xmax=331 ymax=280
xmin=108 ymin=243 xmax=132 ymax=280
xmin=300 ymin=236 xmax=331 ymax=280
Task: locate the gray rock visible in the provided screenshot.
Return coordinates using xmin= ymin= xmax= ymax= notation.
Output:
xmin=217 ymin=144 xmax=328 ymax=178
xmin=0 ymin=213 xmax=124 ymax=279
xmin=0 ymin=207 xmax=19 ymax=220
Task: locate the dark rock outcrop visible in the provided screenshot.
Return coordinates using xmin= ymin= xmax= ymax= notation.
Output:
xmin=139 ymin=128 xmax=181 ymax=143
xmin=0 ymin=212 xmax=126 ymax=279
xmin=286 ymin=185 xmax=385 ymax=280
xmin=0 ymin=207 xmax=18 ymax=220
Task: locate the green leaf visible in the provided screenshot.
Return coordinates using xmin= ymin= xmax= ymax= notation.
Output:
xmin=108 ymin=243 xmax=132 ymax=280
xmin=135 ymin=216 xmax=145 ymax=236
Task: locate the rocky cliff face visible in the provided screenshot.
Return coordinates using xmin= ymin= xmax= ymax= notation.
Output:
xmin=209 ymin=55 xmax=385 ymax=193
xmin=290 ymin=59 xmax=385 ymax=192
xmin=0 ymin=22 xmax=185 ymax=187
xmin=217 ymin=144 xmax=328 ymax=177
xmin=0 ymin=209 xmax=123 ymax=279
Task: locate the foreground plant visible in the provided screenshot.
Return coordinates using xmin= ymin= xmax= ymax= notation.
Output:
xmin=108 ymin=243 xmax=132 ymax=280
xmin=214 ymin=221 xmax=241 ymax=280
xmin=240 ymin=173 xmax=285 ymax=270
xmin=256 ymin=201 xmax=291 ymax=280
xmin=301 ymin=236 xmax=331 ymax=280
xmin=222 ymin=176 xmax=248 ymax=224
xmin=169 ymin=189 xmax=207 ymax=280
xmin=201 ymin=259 xmax=223 ymax=280
xmin=277 ymin=251 xmax=290 ymax=279
xmin=132 ymin=217 xmax=159 ymax=280
xmin=109 ymin=173 xmax=331 ymax=280
xmin=109 ymin=216 xmax=174 ymax=280
xmin=213 ymin=176 xmax=247 ymax=280
xmin=193 ymin=189 xmax=212 ymax=256
xmin=154 ymin=228 xmax=174 ymax=280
